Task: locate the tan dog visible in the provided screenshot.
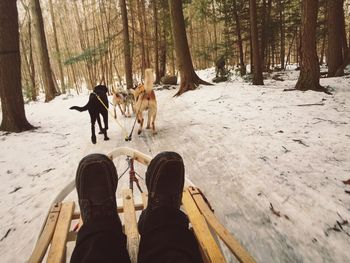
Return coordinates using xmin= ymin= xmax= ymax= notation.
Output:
xmin=130 ymin=69 xmax=157 ymax=135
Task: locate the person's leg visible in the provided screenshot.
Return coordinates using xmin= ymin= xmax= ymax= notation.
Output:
xmin=138 ymin=152 xmax=203 ymax=263
xmin=71 ymin=154 xmax=130 ymax=263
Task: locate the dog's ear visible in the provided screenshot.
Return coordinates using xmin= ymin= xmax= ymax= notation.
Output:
xmin=139 ymin=85 xmax=145 ymax=92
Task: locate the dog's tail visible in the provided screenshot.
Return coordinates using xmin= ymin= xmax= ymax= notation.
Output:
xmin=144 ymin=68 xmax=154 ymax=93
xmin=70 ymin=103 xmax=89 ymax=112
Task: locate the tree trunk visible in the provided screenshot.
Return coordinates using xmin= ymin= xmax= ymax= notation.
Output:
xmin=72 ymin=0 xmax=93 ymax=88
xmin=28 ymin=12 xmax=37 ymax=101
xmin=140 ymin=0 xmax=150 ymax=68
xmin=159 ymin=6 xmax=167 ymax=79
xmin=167 ymin=0 xmax=212 ymax=96
xmin=233 ymin=0 xmax=246 ymax=76
xmin=295 ymin=0 xmax=325 ymax=92
xmin=48 ymin=0 xmax=65 ymax=93
xmin=327 ymin=0 xmax=344 ymax=77
xmin=335 ymin=0 xmax=349 ymax=76
xmin=120 ymin=0 xmax=133 ymax=90
xmin=0 ymin=0 xmax=33 ymax=132
xmin=249 ymin=0 xmax=264 ymax=85
xmin=211 ymin=0 xmax=218 ymax=62
xmin=285 ymin=30 xmax=297 ymax=68
xmin=20 ymin=1 xmax=37 ymax=101
xmin=278 ymin=0 xmax=285 ymax=69
xmin=320 ymin=28 xmax=326 ymax=65
xmin=30 ymin=0 xmax=58 ymax=102
xmin=153 ymin=0 xmax=160 ymax=84
xmin=136 ymin=0 xmax=146 ymax=77
xmin=261 ymin=0 xmax=267 ymax=71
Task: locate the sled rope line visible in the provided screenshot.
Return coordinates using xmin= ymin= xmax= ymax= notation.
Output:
xmin=127 ymin=92 xmax=145 ymax=141
xmin=93 ymin=92 xmax=129 ymax=141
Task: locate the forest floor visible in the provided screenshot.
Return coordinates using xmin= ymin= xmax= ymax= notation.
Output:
xmin=0 ymin=66 xmax=350 ymax=262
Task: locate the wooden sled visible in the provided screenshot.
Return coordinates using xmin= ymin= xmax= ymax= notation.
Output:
xmin=29 ymin=147 xmax=255 ymax=263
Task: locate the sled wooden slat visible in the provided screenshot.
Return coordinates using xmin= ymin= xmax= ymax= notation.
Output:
xmin=28 ymin=203 xmax=62 ymax=263
xmin=182 ymin=189 xmax=226 ymax=263
xmin=118 ymin=203 xmax=144 ymax=213
xmin=47 ymin=202 xmax=75 ymax=263
xmin=188 ymin=187 xmax=256 ymax=263
xmin=142 ymin=193 xmax=148 ymax=209
xmin=122 ymin=189 xmax=139 ymax=263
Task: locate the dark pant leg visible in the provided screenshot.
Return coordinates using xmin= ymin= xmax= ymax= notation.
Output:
xmin=71 ymin=217 xmax=130 ymax=263
xmin=138 ymin=207 xmax=203 ymax=263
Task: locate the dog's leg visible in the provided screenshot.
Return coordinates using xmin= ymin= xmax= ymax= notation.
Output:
xmin=90 ymin=114 xmax=97 ymax=144
xmin=97 ymin=114 xmax=103 ymax=134
xmin=102 ymin=112 xmax=109 ymax=141
xmin=137 ymin=113 xmax=144 ymax=135
xmin=113 ymin=105 xmax=117 ymax=119
xmin=151 ymin=109 xmax=157 ymax=135
xmin=118 ymin=104 xmax=125 ymax=116
xmin=146 ymin=109 xmax=151 ymax=129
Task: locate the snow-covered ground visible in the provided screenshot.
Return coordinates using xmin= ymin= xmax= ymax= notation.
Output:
xmin=0 ymin=67 xmax=349 ymax=262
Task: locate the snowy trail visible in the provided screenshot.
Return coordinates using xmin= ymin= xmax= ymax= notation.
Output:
xmin=0 ymin=68 xmax=350 ymax=262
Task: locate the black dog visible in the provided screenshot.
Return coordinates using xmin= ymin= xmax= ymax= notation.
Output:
xmin=70 ymin=85 xmax=110 ymax=144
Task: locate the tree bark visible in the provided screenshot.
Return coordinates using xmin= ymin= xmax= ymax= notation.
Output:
xmin=233 ymin=0 xmax=246 ymax=76
xmin=48 ymin=0 xmax=65 ymax=93
xmin=295 ymin=0 xmax=325 ymax=92
xmin=327 ymin=0 xmax=344 ymax=77
xmin=211 ymin=0 xmax=218 ymax=62
xmin=249 ymin=0 xmax=264 ymax=85
xmin=0 ymin=0 xmax=33 ymax=132
xmin=136 ymin=0 xmax=146 ymax=77
xmin=168 ymin=0 xmax=212 ymax=96
xmin=278 ymin=0 xmax=285 ymax=69
xmin=335 ymin=0 xmax=349 ymax=76
xmin=159 ymin=5 xmax=167 ymax=79
xmin=120 ymin=0 xmax=133 ymax=90
xmin=20 ymin=1 xmax=37 ymax=101
xmin=153 ymin=0 xmax=160 ymax=84
xmin=30 ymin=0 xmax=58 ymax=102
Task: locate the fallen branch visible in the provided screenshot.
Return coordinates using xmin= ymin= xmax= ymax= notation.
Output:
xmin=270 ymin=203 xmax=281 ymax=217
xmin=9 ymin=186 xmax=22 ymax=194
xmin=0 ymin=228 xmax=14 ymax=242
xmin=282 ymin=146 xmax=291 ymax=153
xmin=342 ymin=179 xmax=350 ymax=185
xmin=292 ymin=139 xmax=309 ymax=147
xmin=325 ymin=214 xmax=350 ymax=237
xmin=296 ymin=103 xmax=324 ymax=107
xmin=269 ymin=203 xmax=290 ymax=220
xmin=28 ymin=168 xmax=55 ymax=178
xmin=283 ymin=88 xmax=297 ymax=92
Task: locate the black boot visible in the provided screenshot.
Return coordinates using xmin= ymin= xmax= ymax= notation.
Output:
xmin=138 ymin=151 xmax=185 ymax=234
xmin=75 ymin=154 xmax=118 ymax=223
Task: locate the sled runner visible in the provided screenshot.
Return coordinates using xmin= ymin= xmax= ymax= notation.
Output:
xmin=28 ymin=147 xmax=255 ymax=263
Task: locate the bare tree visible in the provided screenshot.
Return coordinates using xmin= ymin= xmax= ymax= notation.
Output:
xmin=120 ymin=0 xmax=133 ymax=89
xmin=327 ymin=0 xmax=344 ymax=77
xmin=233 ymin=0 xmax=246 ymax=76
xmin=295 ymin=0 xmax=326 ymax=92
xmin=249 ymin=0 xmax=264 ymax=85
xmin=30 ymin=0 xmax=58 ymax=102
xmin=153 ymin=0 xmax=160 ymax=83
xmin=48 ymin=0 xmax=65 ymax=93
xmin=0 ymin=0 xmax=33 ymax=132
xmin=168 ymin=0 xmax=211 ymax=96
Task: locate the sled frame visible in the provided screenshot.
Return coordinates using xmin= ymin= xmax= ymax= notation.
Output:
xmin=29 ymin=147 xmax=255 ymax=263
